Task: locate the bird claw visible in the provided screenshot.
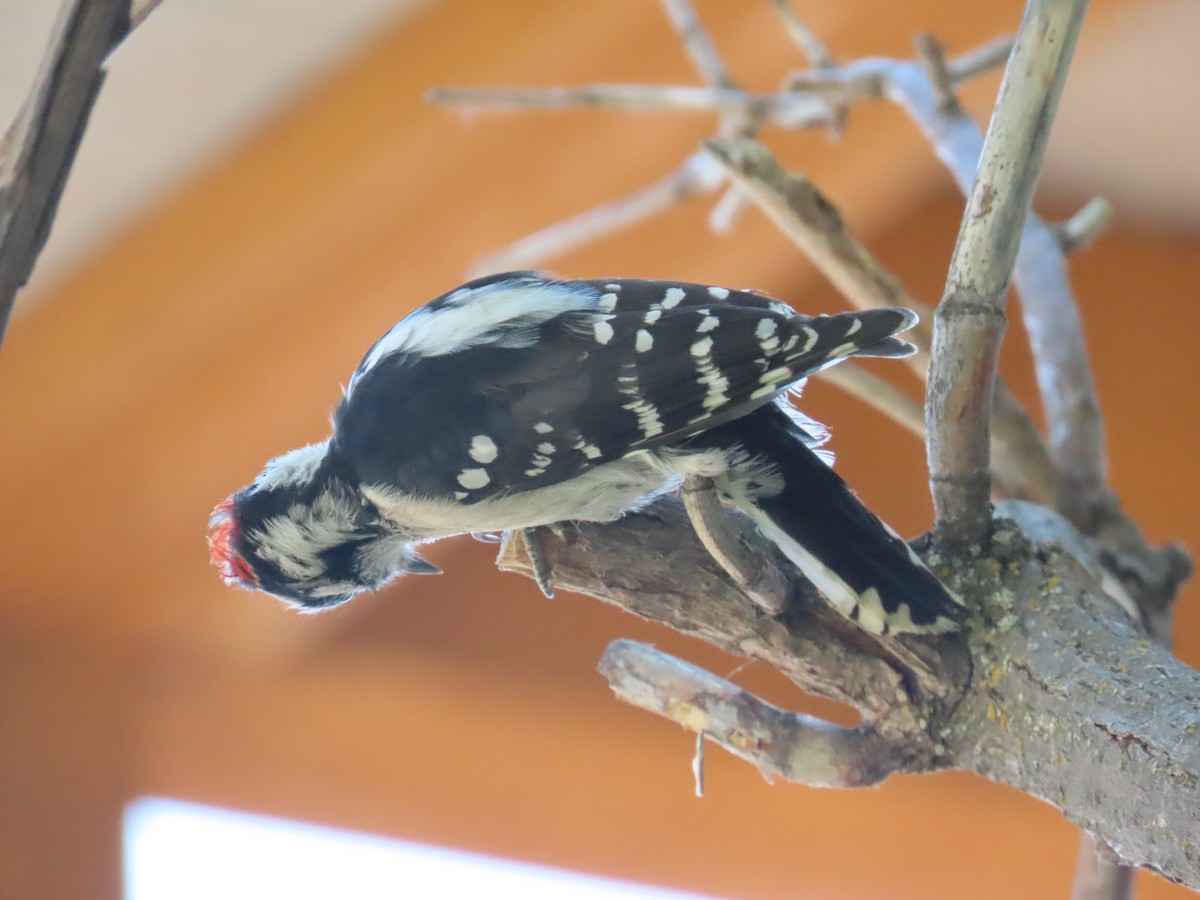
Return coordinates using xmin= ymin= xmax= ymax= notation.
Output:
xmin=520 ymin=527 xmax=556 ymax=599
xmin=470 ymin=531 xmax=505 ymax=543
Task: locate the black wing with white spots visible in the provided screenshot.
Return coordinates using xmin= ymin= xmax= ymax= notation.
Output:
xmin=329 ymin=272 xmax=917 ymax=502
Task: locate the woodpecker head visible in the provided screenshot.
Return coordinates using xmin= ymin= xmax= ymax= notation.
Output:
xmin=208 ymin=441 xmax=440 ymax=610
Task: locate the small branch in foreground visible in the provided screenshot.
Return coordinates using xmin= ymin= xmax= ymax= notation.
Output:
xmin=599 ymin=639 xmax=907 ymax=787
xmin=926 ymin=0 xmax=1089 ymax=545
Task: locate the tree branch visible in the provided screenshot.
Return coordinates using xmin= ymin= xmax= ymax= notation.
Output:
xmin=499 ymin=501 xmax=1200 ymax=888
xmin=444 ymin=4 xmax=1197 ymax=891
xmin=926 ymin=0 xmax=1090 ymax=545
xmin=0 ymin=0 xmax=156 ymax=347
xmin=816 ymin=363 xmax=925 ymax=439
xmin=426 ymin=84 xmax=835 ymax=129
xmin=1055 ymin=197 xmax=1112 ymax=256
xmin=600 ymin=639 xmax=907 ymax=788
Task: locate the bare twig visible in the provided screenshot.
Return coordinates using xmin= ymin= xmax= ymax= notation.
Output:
xmin=926 ymin=0 xmax=1089 ymax=545
xmin=430 ymin=37 xmax=1008 ymax=125
xmin=427 ymin=83 xmax=831 ymax=126
xmin=691 ymin=732 xmax=705 ymax=797
xmin=470 ymin=152 xmax=725 ymax=276
xmin=769 ymin=0 xmax=836 ymax=69
xmin=703 ymin=137 xmax=929 ymax=326
xmin=681 ymin=476 xmax=789 ymax=615
xmin=705 ymin=185 xmax=748 ymax=234
xmin=434 ymin=34 xmax=1014 ymax=279
xmin=661 ymin=0 xmax=735 ymax=90
xmin=599 ymin=639 xmax=907 ymax=787
xmin=913 ymin=33 xmax=962 ymax=117
xmin=945 ymin=35 xmax=1014 ymax=82
xmin=501 ymin=500 xmax=1200 ymax=888
xmin=817 ymin=364 xmax=925 ymax=438
xmin=699 ymin=135 xmax=1067 ymax=511
xmin=0 ymin=0 xmax=150 ymax=346
xmin=1054 ymin=196 xmax=1112 ymax=255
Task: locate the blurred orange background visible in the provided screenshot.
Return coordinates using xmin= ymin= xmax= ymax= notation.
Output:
xmin=1 ymin=1 xmax=1197 ymax=897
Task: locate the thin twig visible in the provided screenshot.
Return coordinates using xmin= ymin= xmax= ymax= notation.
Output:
xmin=681 ymin=476 xmax=789 ymax=615
xmin=703 ymin=138 xmax=930 ymax=325
xmin=661 ymin=0 xmax=735 ymax=90
xmin=817 ymin=364 xmax=924 ymax=438
xmin=913 ymin=33 xmax=962 ymax=117
xmin=599 ymin=639 xmax=908 ymax=787
xmin=435 ymin=33 xmax=1014 ymax=276
xmin=769 ymin=0 xmax=836 ymax=69
xmin=469 ymin=152 xmax=725 ymax=277
xmin=697 ymin=135 xmax=1064 ymax=509
xmin=1011 ymin=220 xmax=1108 ymax=525
xmin=926 ymin=0 xmax=1090 ymax=545
xmin=1054 ymin=197 xmax=1112 ymax=256
xmin=427 ymin=83 xmax=831 ymax=126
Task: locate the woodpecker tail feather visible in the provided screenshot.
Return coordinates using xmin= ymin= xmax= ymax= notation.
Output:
xmin=700 ymin=404 xmax=964 ymax=634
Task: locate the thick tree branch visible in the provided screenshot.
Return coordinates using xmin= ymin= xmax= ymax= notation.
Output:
xmin=768 ymin=0 xmax=836 ymax=70
xmin=660 ymin=0 xmax=736 ymax=92
xmin=501 ymin=497 xmax=970 ymax=732
xmin=499 ymin=501 xmax=1200 ymax=888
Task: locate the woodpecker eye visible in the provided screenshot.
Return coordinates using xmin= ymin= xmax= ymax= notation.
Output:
xmin=355 ymin=497 xmax=381 ymax=528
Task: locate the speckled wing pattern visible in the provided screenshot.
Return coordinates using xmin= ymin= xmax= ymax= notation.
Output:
xmin=330 ymin=273 xmax=917 ymax=503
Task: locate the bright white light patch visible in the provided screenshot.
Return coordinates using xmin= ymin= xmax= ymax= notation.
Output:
xmin=125 ymin=798 xmax=715 ymax=900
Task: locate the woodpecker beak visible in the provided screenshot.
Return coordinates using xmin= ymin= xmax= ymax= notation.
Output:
xmin=405 ymin=553 xmax=442 ymax=575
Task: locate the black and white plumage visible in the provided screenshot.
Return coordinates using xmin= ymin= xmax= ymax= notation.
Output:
xmin=209 ymin=271 xmax=963 ymax=634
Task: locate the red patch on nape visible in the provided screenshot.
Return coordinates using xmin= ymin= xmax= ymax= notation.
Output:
xmin=208 ymin=498 xmax=258 ymax=587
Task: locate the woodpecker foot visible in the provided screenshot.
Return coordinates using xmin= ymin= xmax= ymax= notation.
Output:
xmin=521 ymin=526 xmax=556 ymax=599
